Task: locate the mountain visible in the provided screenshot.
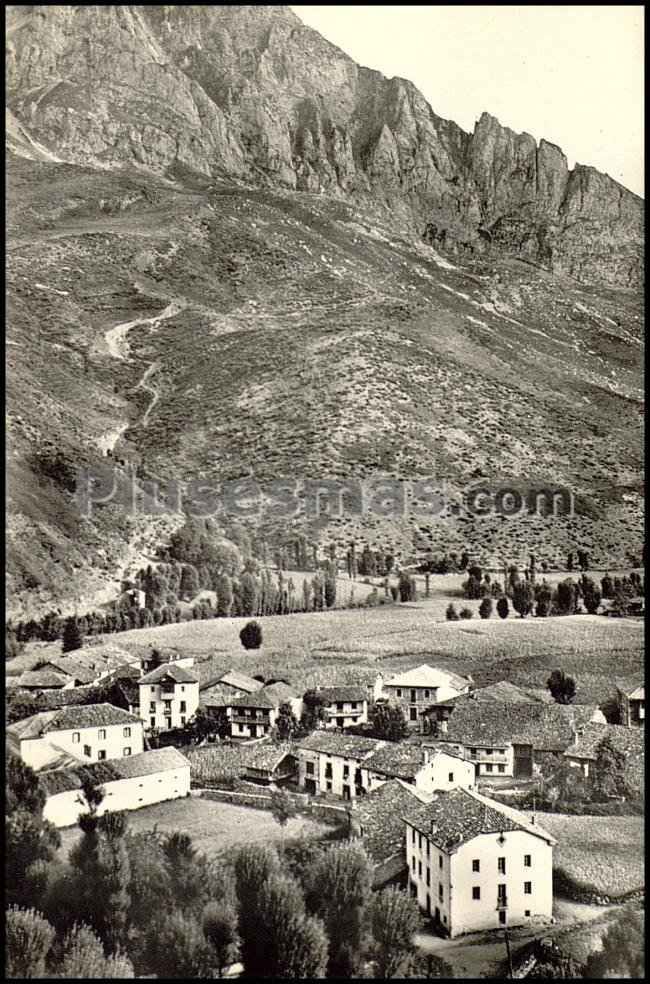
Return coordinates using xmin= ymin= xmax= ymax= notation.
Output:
xmin=6 ymin=5 xmax=644 ymax=618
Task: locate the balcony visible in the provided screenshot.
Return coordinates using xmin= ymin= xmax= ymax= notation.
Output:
xmin=496 ymin=896 xmax=508 ymax=910
xmin=231 ymin=711 xmax=268 ymax=724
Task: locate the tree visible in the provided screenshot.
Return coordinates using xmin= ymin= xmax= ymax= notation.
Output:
xmin=6 ymin=756 xmax=60 ymax=909
xmin=459 ymin=606 xmax=473 ymax=620
xmin=554 ymin=578 xmax=577 ymax=615
xmin=496 ymin=596 xmax=509 ymax=619
xmin=478 ymin=597 xmax=493 ymax=620
xmin=546 ymin=669 xmax=576 ymax=705
xmin=324 ymin=572 xmax=337 ymax=609
xmin=370 ymin=887 xmax=421 ymax=977
xmin=581 ymin=577 xmax=602 ymax=614
xmin=300 ymin=690 xmax=327 ymax=732
xmin=233 ymin=844 xmax=282 ymax=977
xmin=592 ymin=736 xmax=630 ymax=801
xmin=370 ymin=702 xmax=409 ymax=741
xmin=62 ymin=616 xmax=83 ymax=653
xmin=582 ymin=907 xmax=644 ymax=978
xmin=6 ymin=906 xmax=55 ymax=978
xmin=600 ymin=573 xmax=614 ymax=599
xmin=240 ymin=572 xmax=259 ymax=617
xmin=145 ymin=909 xmax=213 ymax=978
xmin=304 ymin=842 xmax=372 ymax=977
xmin=512 ymin=580 xmax=533 ymax=618
xmin=57 ymin=923 xmax=134 ymax=978
xmin=202 ymin=902 xmax=239 ymax=978
xmin=239 ymin=619 xmax=263 ymax=650
xmin=445 ymin=603 xmax=459 ymax=621
xmin=398 ymin=572 xmax=414 ymax=602
xmin=255 ymin=873 xmax=328 ymax=978
xmin=269 ymin=788 xmax=296 ymax=851
xmin=275 ymin=701 xmax=299 ymax=741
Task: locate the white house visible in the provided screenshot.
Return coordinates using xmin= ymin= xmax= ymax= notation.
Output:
xmin=297 ymin=732 xmax=383 ymax=798
xmin=200 ymin=669 xmax=264 ymax=716
xmin=227 ymin=682 xmax=302 ymax=740
xmin=404 ymin=788 xmax=555 ymax=937
xmin=312 ymin=685 xmax=369 ymax=729
xmin=40 ymin=746 xmax=191 ymax=827
xmin=362 ymin=744 xmax=475 ymax=795
xmin=381 ymin=665 xmax=472 ymax=728
xmin=7 ymin=703 xmax=144 ymax=770
xmin=138 ymin=663 xmax=200 ymax=731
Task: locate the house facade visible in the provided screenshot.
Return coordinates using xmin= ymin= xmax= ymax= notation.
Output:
xmin=404 ymin=788 xmax=555 ymax=937
xmin=297 ymin=732 xmax=383 ymax=798
xmin=361 ymin=745 xmax=476 ymax=795
xmin=40 ymin=747 xmax=191 ymax=827
xmin=139 ymin=663 xmax=200 ymax=731
xmin=7 ymin=703 xmax=144 ymax=770
xmin=381 ymin=665 xmax=472 ymax=729
xmin=316 ymin=686 xmax=369 ymax=729
xmin=227 ymin=683 xmax=302 ymax=740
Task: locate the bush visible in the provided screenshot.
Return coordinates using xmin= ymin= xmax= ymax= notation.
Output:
xmin=478 ymin=597 xmax=493 ymax=619
xmin=445 ymin=603 xmax=459 ymax=621
xmin=459 ymin=607 xmax=473 ymax=620
xmin=496 ymin=596 xmax=509 ymax=619
xmin=239 ymin=620 xmax=263 ymax=650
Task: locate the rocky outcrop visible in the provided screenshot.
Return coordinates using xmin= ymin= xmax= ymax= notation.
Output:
xmin=6 ymin=4 xmax=643 ymax=287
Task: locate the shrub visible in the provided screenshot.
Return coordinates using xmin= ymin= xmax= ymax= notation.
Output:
xmin=459 ymin=607 xmax=473 ymax=620
xmin=239 ymin=620 xmax=263 ymax=650
xmin=478 ymin=597 xmax=493 ymax=619
xmin=445 ymin=603 xmax=459 ymax=621
xmin=496 ymin=596 xmax=509 ymax=619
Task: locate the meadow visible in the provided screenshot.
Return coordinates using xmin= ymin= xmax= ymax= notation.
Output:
xmin=540 ymin=814 xmax=644 ymax=897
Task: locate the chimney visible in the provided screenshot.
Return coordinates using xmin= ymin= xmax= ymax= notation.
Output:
xmin=422 ymin=747 xmax=430 ymax=765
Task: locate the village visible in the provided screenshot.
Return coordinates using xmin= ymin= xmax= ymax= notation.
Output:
xmin=6 ymin=601 xmax=645 ymax=976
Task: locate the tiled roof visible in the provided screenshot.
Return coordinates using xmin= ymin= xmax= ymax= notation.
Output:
xmin=39 ymin=747 xmax=190 ymax=796
xmin=298 ymin=732 xmax=383 ymax=759
xmin=439 ymin=699 xmax=603 ymax=752
xmin=243 ymin=742 xmax=297 ymax=773
xmin=46 ymin=658 xmax=98 ymax=685
xmin=262 ymin=681 xmax=300 ymax=703
xmin=565 ymin=723 xmax=645 ymax=761
xmin=404 ymin=788 xmax=555 ymax=851
xmin=317 ymin=686 xmax=368 ymax=703
xmin=353 ymin=779 xmax=431 ymax=863
xmin=364 ymin=743 xmax=426 ymax=780
xmin=229 ymin=690 xmax=281 ymax=710
xmin=384 ymin=664 xmax=471 ymax=691
xmin=18 ymin=671 xmax=70 ymax=689
xmin=468 ymin=681 xmax=552 ymax=704
xmin=8 ymin=703 xmax=141 ymax=740
xmin=139 ymin=664 xmax=198 ymax=685
xmin=216 ymin=670 xmax=265 ymax=693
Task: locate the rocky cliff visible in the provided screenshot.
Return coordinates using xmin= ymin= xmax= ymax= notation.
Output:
xmin=6 ymin=4 xmax=643 ymax=287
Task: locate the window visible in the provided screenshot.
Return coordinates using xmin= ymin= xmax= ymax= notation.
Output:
xmin=498 ymin=764 xmax=505 ymax=773
xmin=396 ymin=689 xmax=402 ymax=698
xmin=472 ymin=859 xmax=480 ymax=872
xmin=425 ymin=689 xmax=430 ymax=698
xmin=439 ymin=855 xmax=443 ymax=870
xmin=499 ymin=911 xmax=506 ymax=925
xmin=343 ymin=765 xmax=349 ymax=778
xmin=123 ymin=727 xmax=131 ymax=738
xmin=151 ymin=686 xmax=155 ymax=693
xmin=524 ymin=882 xmax=532 ymax=895
xmin=410 ymin=707 xmax=418 ymax=721
xmin=181 ymin=686 xmax=185 ymax=692
xmin=98 ymin=750 xmax=106 ymax=760
xmin=486 ymin=764 xmax=493 ymax=773
xmin=149 ymin=702 xmax=156 ymax=713
xmin=72 ymin=732 xmax=80 ymax=744
xmin=486 ymin=748 xmax=492 ymax=755
xmin=181 ymin=716 xmax=186 ymax=726
xmin=472 ymin=886 xmax=481 ymax=900
xmin=351 ymin=702 xmax=357 ymax=710
xmin=418 ymin=861 xmax=422 ymax=876
xmin=426 ymin=841 xmax=430 ymax=857
xmin=418 ymin=834 xmax=422 ymax=850
xmin=525 ymin=909 xmax=531 ymax=917
xmin=412 ymin=828 xmax=416 ymax=844
xmin=123 ymin=747 xmax=131 ymax=756
xmin=150 ymin=716 xmax=156 ymax=727
xmin=98 ymin=729 xmax=106 ymax=740
xmin=326 ymin=781 xmax=332 ymax=792
xmin=180 ymin=701 xmax=186 ymax=713
xmin=426 ymin=869 xmax=430 ymax=886
xmin=470 ymin=748 xmax=477 ymax=756
xmin=165 ymin=717 xmax=172 ymax=730
xmin=498 ymin=857 xmax=506 ymax=874
xmin=83 ymin=745 xmax=92 ymax=757
xmin=448 ymin=772 xmax=454 ymax=782
xmin=524 ymin=854 xmax=532 ymax=867
xmin=438 ymin=884 xmax=443 ymax=902
xmin=412 ymin=856 xmax=416 ymax=872
xmin=306 ymin=762 xmax=314 ymax=775
xmin=410 ymin=690 xmax=416 ymax=702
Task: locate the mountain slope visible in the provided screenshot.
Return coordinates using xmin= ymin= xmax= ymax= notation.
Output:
xmin=6 ymin=4 xmax=643 ymax=287
xmin=5 ymin=6 xmax=644 ymax=618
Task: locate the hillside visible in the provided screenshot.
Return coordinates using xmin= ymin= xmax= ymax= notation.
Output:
xmin=5 ymin=5 xmax=644 ymax=618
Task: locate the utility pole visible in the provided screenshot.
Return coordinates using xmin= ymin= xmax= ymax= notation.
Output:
xmin=504 ymin=927 xmax=514 ymax=978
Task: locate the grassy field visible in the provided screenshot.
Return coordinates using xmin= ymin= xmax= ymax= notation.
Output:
xmin=16 ymin=596 xmax=642 ymax=701
xmin=57 ymin=796 xmax=329 ymax=860
xmin=540 ymin=814 xmax=644 ymax=897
